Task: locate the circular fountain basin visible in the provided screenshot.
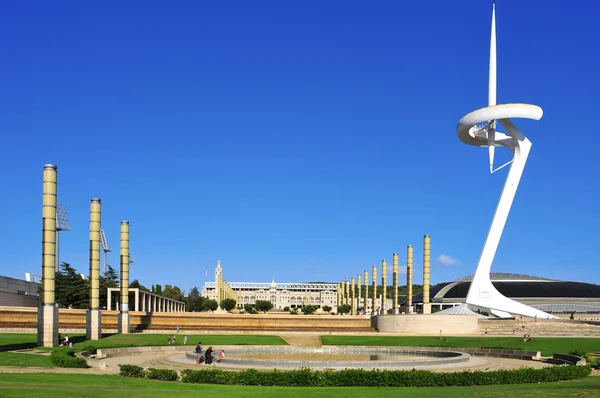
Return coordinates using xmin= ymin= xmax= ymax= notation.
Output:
xmin=183 ymin=346 xmax=469 ymax=368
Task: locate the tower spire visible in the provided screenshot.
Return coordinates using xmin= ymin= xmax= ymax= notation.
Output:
xmin=488 ymin=2 xmax=497 ymax=173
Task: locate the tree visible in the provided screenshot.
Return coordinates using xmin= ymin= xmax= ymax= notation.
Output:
xmin=163 ymin=284 xmax=184 ymax=301
xmin=130 ymin=279 xmax=150 ymax=292
xmin=243 ymin=303 xmax=255 ymax=313
xmin=202 ymin=299 xmax=218 ymax=311
xmin=55 ymin=262 xmax=89 ymax=309
xmin=99 ymin=265 xmax=119 ymax=309
xmin=283 ymin=306 xmax=290 ymax=312
xmin=104 ymin=265 xmax=119 ymax=283
xmin=301 ymin=305 xmax=317 ymax=315
xmin=186 ymin=287 xmax=205 ymax=312
xmin=255 ymin=300 xmax=273 ymax=313
xmin=322 ymin=305 xmax=332 ymax=313
xmin=337 ymin=304 xmax=351 ymax=314
xmin=154 ymin=284 xmax=162 ymax=295
xmin=221 ymin=298 xmax=236 ymax=312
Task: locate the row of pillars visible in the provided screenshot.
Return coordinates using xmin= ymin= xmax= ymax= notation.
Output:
xmin=38 ymin=164 xmax=132 ymax=347
xmin=107 ymin=288 xmax=185 ymax=312
xmin=338 ymin=234 xmax=431 ymax=315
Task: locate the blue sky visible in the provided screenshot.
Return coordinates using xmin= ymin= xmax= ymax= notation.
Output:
xmin=1 ymin=0 xmax=598 ymax=293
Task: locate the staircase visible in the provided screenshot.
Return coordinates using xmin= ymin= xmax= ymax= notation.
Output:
xmin=477 ymin=319 xmax=600 ymax=336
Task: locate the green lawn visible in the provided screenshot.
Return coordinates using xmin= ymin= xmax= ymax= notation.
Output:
xmin=0 ymin=352 xmax=53 ymax=367
xmin=0 ymin=333 xmax=286 ymax=353
xmin=322 ymin=336 xmax=600 ymax=357
xmin=0 ymin=373 xmax=598 ymax=397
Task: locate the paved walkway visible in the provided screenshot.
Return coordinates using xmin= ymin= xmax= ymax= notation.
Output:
xmin=279 ymin=334 xmax=322 ymax=347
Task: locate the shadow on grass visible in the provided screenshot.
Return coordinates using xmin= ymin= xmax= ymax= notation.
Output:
xmin=0 ymin=342 xmax=38 ymax=352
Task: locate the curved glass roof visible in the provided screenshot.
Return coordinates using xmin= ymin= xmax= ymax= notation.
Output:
xmin=427 ymin=281 xmax=600 ymax=299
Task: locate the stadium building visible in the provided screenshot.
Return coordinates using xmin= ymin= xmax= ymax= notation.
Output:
xmin=413 ymin=273 xmax=600 ymax=314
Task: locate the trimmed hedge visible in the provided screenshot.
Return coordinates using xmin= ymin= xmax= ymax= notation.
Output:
xmin=147 ymin=368 xmax=178 ymax=381
xmin=50 ymin=349 xmax=88 ymax=368
xmin=119 ymin=364 xmax=147 ymax=378
xmin=179 ymin=366 xmax=592 ymax=387
xmin=118 ymin=365 xmax=178 ymax=381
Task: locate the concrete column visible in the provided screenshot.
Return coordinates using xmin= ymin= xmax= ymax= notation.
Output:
xmin=372 ymin=265 xmax=377 ymax=314
xmin=38 ymin=164 xmax=59 ymax=347
xmin=118 ymin=221 xmax=131 ymax=333
xmin=392 ymin=252 xmax=399 ymax=314
xmin=423 ymin=234 xmax=431 ymax=315
xmin=87 ymin=198 xmax=102 ymax=340
xmin=381 ymin=259 xmax=387 ymax=314
xmin=364 ymin=270 xmax=369 ymax=314
xmin=336 ymin=283 xmax=341 ymax=311
xmin=351 ymin=278 xmax=355 ymax=315
xmin=107 ymin=289 xmax=112 ymax=311
xmin=407 ymin=245 xmax=414 ymax=314
xmin=344 ymin=280 xmax=349 ymax=306
xmin=135 ymin=289 xmax=139 ymax=312
xmin=357 ymin=274 xmax=362 ymax=313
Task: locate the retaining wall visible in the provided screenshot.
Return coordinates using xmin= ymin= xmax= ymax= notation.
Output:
xmin=0 ymin=306 xmax=373 ymax=332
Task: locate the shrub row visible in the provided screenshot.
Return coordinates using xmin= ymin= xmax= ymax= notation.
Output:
xmin=118 ymin=365 xmax=178 ymax=381
xmin=119 ymin=364 xmax=591 ymax=387
xmin=180 ymin=366 xmax=591 ymax=387
xmin=50 ymin=348 xmax=88 ymax=368
xmin=179 ymin=366 xmax=591 ymax=387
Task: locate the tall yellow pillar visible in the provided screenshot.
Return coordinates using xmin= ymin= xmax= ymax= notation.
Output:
xmin=340 ymin=280 xmax=345 ymax=306
xmin=393 ymin=252 xmax=399 ymax=314
xmin=381 ymin=259 xmax=387 ymax=314
xmin=407 ymin=244 xmax=414 ymax=314
xmin=345 ymin=280 xmax=349 ymax=306
xmin=336 ymin=283 xmax=341 ymax=311
xmin=87 ymin=198 xmax=102 ymax=340
xmin=372 ymin=265 xmax=377 ymax=314
xmin=351 ymin=278 xmax=355 ymax=315
xmin=118 ymin=221 xmax=131 ymax=333
xmin=38 ymin=164 xmax=59 ymax=347
xmin=357 ymin=274 xmax=361 ymax=314
xmin=423 ymin=234 xmax=431 ymax=314
xmin=364 ymin=270 xmax=369 ymax=314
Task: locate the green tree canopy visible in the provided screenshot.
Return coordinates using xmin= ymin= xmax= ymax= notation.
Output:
xmin=301 ymin=305 xmax=317 ymax=315
xmin=163 ymin=284 xmax=184 ymax=301
xmin=322 ymin=305 xmax=332 ymax=313
xmin=337 ymin=304 xmax=351 ymax=314
xmin=220 ymin=298 xmax=236 ymax=312
xmin=130 ymin=279 xmax=150 ymax=292
xmin=186 ymin=286 xmax=205 ymax=312
xmin=55 ymin=262 xmax=89 ymax=309
xmin=255 ymin=300 xmax=273 ymax=313
xmin=202 ymin=299 xmax=218 ymax=312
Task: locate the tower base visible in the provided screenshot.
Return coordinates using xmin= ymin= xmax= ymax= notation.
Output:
xmin=86 ymin=309 xmax=102 ymax=340
xmin=422 ymin=303 xmax=432 ymax=315
xmin=118 ymin=312 xmax=130 ymax=334
xmin=37 ymin=304 xmax=59 ymax=347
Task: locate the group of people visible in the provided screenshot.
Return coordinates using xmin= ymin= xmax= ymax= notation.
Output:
xmin=58 ymin=334 xmax=73 ymax=349
xmin=523 ymin=333 xmax=532 ymax=342
xmin=195 ymin=342 xmax=225 ymax=365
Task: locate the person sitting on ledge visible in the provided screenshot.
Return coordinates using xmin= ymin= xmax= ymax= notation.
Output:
xmin=217 ymin=350 xmax=225 ymax=363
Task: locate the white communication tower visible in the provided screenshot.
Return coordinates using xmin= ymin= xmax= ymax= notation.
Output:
xmin=55 ymin=203 xmax=71 ymax=272
xmin=100 ymin=228 xmax=112 ymax=274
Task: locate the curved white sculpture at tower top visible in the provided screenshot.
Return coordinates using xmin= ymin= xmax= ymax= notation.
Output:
xmin=457 ymin=4 xmax=556 ymax=319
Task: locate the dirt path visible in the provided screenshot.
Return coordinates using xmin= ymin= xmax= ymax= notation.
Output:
xmin=279 ymin=334 xmax=322 ymax=347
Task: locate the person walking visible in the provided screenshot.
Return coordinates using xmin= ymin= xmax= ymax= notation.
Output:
xmin=183 ymin=335 xmax=188 ymax=345
xmin=205 ymin=346 xmax=214 ymax=365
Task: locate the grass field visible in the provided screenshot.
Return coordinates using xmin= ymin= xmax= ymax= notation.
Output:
xmin=0 ymin=333 xmax=286 ymax=352
xmin=0 ymin=352 xmax=53 ymax=367
xmin=322 ymin=336 xmax=600 ymax=356
xmin=0 ymin=373 xmax=598 ymax=397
